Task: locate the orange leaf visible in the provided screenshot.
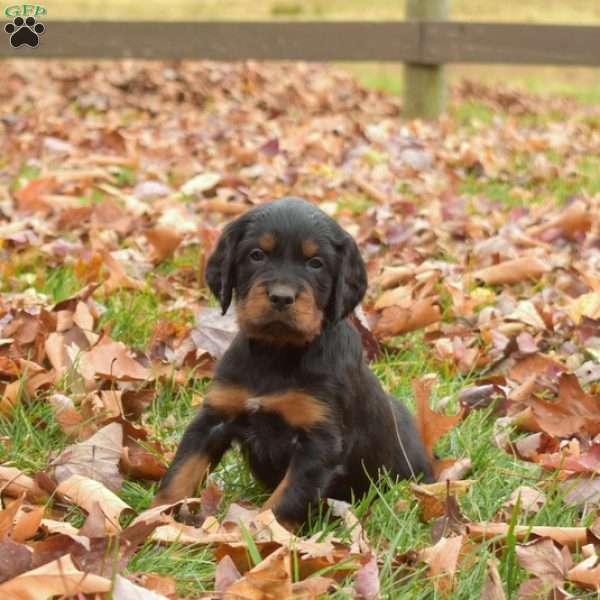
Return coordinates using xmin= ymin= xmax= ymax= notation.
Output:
xmin=471 ymin=256 xmax=550 ymax=285
xmin=413 ymin=378 xmax=462 ymax=461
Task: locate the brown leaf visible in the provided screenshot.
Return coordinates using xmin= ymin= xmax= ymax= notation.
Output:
xmin=467 ymin=523 xmax=591 ymax=550
xmin=0 ymin=554 xmax=111 ymax=598
xmin=113 ymin=574 xmax=171 ymax=600
xmin=225 ymin=546 xmax=292 ymax=599
xmin=481 ymin=559 xmax=506 ymax=600
xmin=120 ymin=445 xmax=167 ymax=481
xmin=130 ymin=573 xmax=177 ymax=599
xmin=0 ymin=465 xmax=48 ymax=503
xmin=11 ymin=505 xmax=44 ymax=543
xmin=0 ymin=539 xmax=32 ymax=583
xmin=516 ymin=538 xmax=567 ymax=584
xmin=79 ymin=336 xmax=149 ymax=382
xmin=567 ymin=554 xmax=600 ymax=589
xmin=374 ymin=297 xmax=441 ymax=337
xmin=472 ymin=257 xmax=550 ymax=285
xmin=215 ymin=554 xmax=242 ymax=592
xmin=503 ymin=486 xmax=546 ymax=515
xmin=101 ymin=250 xmax=145 ymax=293
xmin=56 ymin=474 xmax=132 ymax=533
xmin=291 ymin=576 xmax=336 ymax=599
xmin=419 ymin=535 xmax=463 ymax=596
xmin=145 ymin=227 xmax=183 ymax=263
xmin=52 ymin=422 xmax=124 ymax=492
xmin=0 ymin=495 xmax=24 ymax=537
xmin=413 ymin=378 xmax=463 ymax=460
xmin=354 ymin=554 xmax=380 ymax=600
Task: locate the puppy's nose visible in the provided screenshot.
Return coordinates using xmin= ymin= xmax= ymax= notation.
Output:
xmin=268 ymin=284 xmax=296 ymax=310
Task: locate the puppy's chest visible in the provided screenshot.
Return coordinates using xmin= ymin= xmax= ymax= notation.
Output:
xmin=205 ymin=382 xmax=329 ymax=429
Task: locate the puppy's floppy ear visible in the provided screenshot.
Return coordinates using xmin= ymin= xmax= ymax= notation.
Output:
xmin=327 ymin=233 xmax=367 ymax=323
xmin=205 ymin=215 xmax=248 ymax=315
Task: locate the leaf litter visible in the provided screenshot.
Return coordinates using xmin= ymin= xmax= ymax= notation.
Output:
xmin=0 ymin=57 xmax=599 ymax=597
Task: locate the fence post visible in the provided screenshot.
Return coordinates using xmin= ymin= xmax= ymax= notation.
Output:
xmin=404 ymin=0 xmax=448 ymax=119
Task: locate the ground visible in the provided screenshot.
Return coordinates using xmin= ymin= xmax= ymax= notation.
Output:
xmin=0 ymin=5 xmax=600 ymax=600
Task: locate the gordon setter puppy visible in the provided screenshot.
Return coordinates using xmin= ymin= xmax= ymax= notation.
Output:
xmin=153 ymin=197 xmax=433 ymax=522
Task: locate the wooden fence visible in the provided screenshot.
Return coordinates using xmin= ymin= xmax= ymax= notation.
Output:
xmin=1 ymin=19 xmax=599 ymax=118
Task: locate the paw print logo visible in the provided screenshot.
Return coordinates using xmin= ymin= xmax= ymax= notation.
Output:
xmin=4 ymin=16 xmax=45 ymax=48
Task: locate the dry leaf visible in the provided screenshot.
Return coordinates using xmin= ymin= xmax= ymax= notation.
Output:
xmin=413 ymin=378 xmax=463 ymax=460
xmin=56 ymin=474 xmax=132 ymax=533
xmin=472 ymin=257 xmax=550 ymax=285
xmin=374 ymin=297 xmax=441 ymax=337
xmin=225 ymin=546 xmax=292 ymax=599
xmin=516 ymin=538 xmax=567 ymax=584
xmin=79 ymin=337 xmax=149 ymax=381
xmin=420 ymin=536 xmax=463 ymax=596
xmin=52 ymin=421 xmax=124 ymax=492
xmin=481 ymin=559 xmax=506 ymax=600
xmin=0 ymin=466 xmax=46 ymax=503
xmin=354 ymin=554 xmax=380 ymax=600
xmin=0 ymin=554 xmax=111 ymax=599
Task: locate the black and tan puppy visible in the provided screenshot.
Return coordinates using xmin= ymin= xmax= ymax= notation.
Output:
xmin=153 ymin=197 xmax=433 ymax=522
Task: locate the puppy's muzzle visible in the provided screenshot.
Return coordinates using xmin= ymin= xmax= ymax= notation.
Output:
xmin=267 ymin=283 xmax=297 ymax=311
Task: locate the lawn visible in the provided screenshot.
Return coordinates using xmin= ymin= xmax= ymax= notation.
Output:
xmin=0 ymin=6 xmax=600 ymax=598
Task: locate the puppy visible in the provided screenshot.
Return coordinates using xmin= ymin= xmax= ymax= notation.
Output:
xmin=153 ymin=197 xmax=433 ymax=522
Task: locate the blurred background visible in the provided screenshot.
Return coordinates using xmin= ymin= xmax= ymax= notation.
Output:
xmin=37 ymin=0 xmax=600 ymax=103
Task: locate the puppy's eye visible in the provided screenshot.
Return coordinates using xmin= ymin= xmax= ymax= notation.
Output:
xmin=307 ymin=257 xmax=324 ymax=270
xmin=249 ymin=248 xmax=266 ymax=263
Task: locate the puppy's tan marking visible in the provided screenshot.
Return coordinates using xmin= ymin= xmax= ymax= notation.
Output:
xmin=259 ymin=233 xmax=276 ymax=252
xmin=263 ymin=470 xmax=290 ymax=511
xmin=205 ymin=382 xmax=250 ymax=417
xmin=302 ymin=239 xmax=319 ymax=258
xmin=236 ymin=282 xmax=270 ymax=330
xmin=292 ymin=288 xmax=323 ymax=341
xmin=259 ymin=391 xmax=330 ymax=428
xmin=151 ymin=454 xmax=209 ymax=507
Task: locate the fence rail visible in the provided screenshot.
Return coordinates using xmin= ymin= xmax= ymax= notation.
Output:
xmin=1 ymin=20 xmax=598 ymax=117
xmin=1 ymin=21 xmax=599 ymax=64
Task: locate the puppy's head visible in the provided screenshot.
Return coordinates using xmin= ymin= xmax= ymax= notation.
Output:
xmin=206 ymin=197 xmax=367 ymax=346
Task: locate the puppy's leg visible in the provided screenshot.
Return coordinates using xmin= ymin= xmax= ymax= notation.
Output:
xmin=152 ymin=407 xmax=233 ymax=507
xmin=264 ymin=429 xmax=341 ymax=524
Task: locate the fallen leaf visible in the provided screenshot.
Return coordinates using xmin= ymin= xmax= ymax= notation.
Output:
xmin=56 ymin=474 xmax=132 ymax=533
xmin=191 ymin=307 xmax=239 ymax=359
xmin=354 ymin=554 xmax=380 ymax=600
xmin=113 ymin=574 xmax=170 ymax=600
xmin=79 ymin=336 xmax=149 ymax=381
xmin=516 ymin=538 xmax=567 ymax=584
xmin=472 ymin=257 xmax=550 ymax=285
xmin=0 ymin=539 xmax=32 ymax=583
xmin=0 ymin=465 xmax=48 ymax=503
xmin=467 ymin=522 xmax=591 ymax=550
xmin=567 ymin=554 xmax=600 ymax=589
xmin=481 ymin=559 xmax=506 ymax=600
xmin=504 ymin=486 xmax=546 ymax=515
xmin=419 ymin=536 xmax=463 ymax=596
xmin=145 ymin=227 xmax=183 ymax=263
xmin=374 ymin=297 xmax=441 ymax=337
xmin=413 ymin=378 xmax=463 ymax=460
xmin=215 ymin=554 xmax=242 ymax=592
xmin=0 ymin=554 xmax=111 ymax=599
xmin=224 ymin=545 xmax=292 ymax=599
xmin=52 ymin=422 xmax=124 ymax=492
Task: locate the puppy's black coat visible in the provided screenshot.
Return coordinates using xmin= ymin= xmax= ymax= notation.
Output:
xmin=154 ymin=197 xmax=433 ymax=522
